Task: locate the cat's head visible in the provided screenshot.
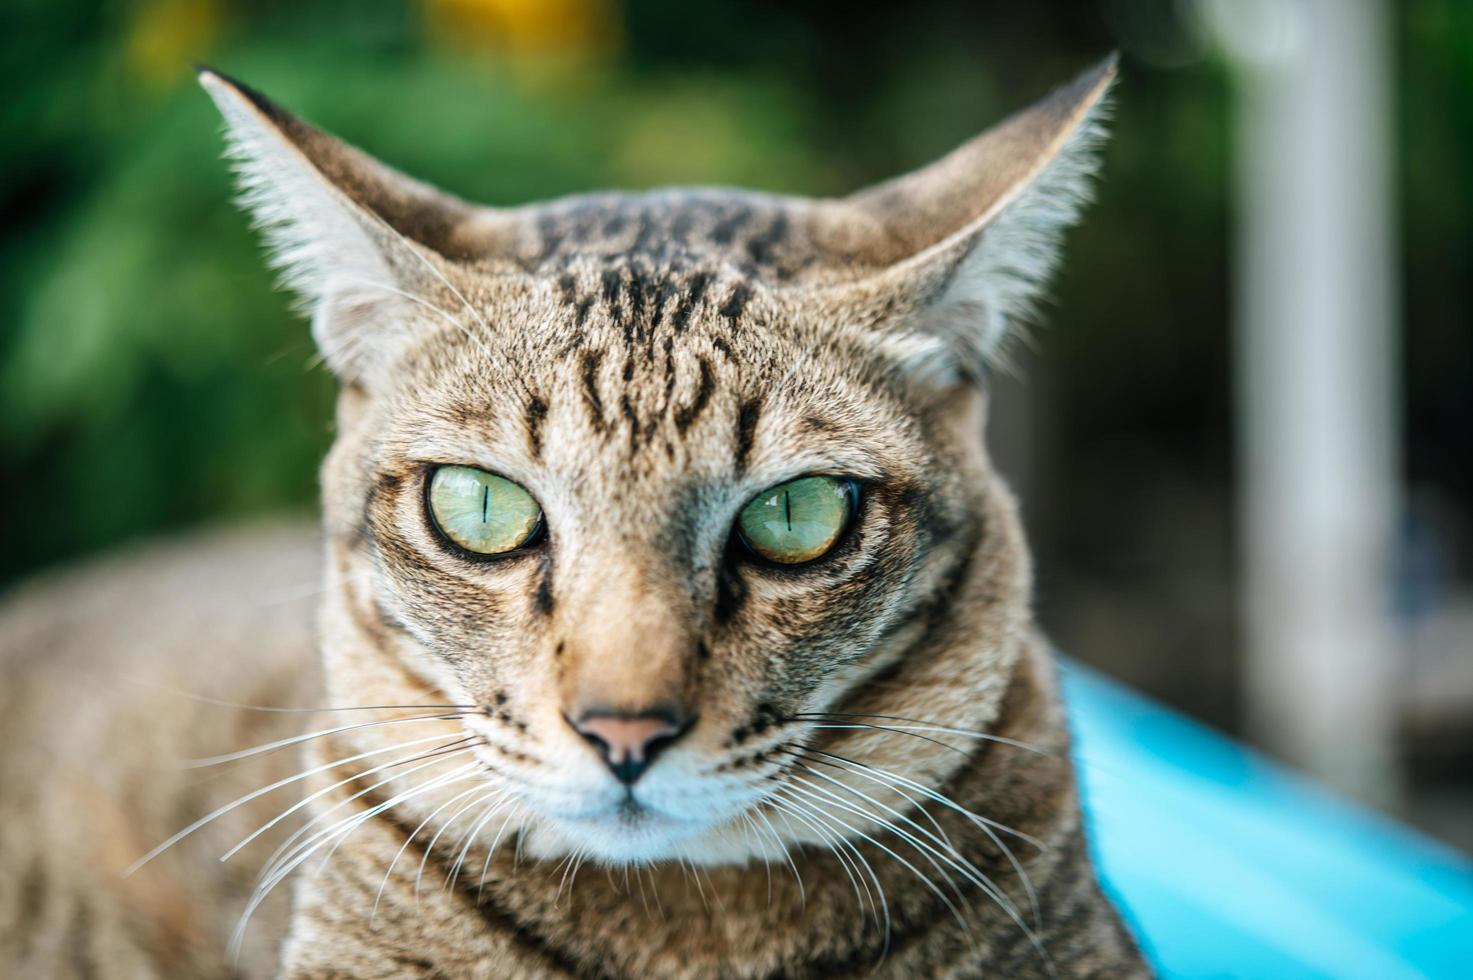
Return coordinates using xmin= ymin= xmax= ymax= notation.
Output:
xmin=202 ymin=61 xmax=1112 ymax=864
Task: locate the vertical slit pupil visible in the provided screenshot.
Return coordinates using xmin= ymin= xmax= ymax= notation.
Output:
xmin=482 ymin=484 xmax=490 ymax=523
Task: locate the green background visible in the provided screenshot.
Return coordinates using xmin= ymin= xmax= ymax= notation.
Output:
xmin=2 ymin=0 xmax=1470 ymax=843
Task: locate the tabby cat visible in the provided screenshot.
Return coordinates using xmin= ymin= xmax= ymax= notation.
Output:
xmin=0 ymin=57 xmax=1148 ymax=977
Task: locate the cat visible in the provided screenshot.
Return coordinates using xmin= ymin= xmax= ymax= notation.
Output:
xmin=0 ymin=56 xmax=1148 ymax=978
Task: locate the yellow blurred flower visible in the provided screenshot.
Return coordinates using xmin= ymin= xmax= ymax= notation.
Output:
xmin=126 ymin=0 xmax=221 ymax=87
xmin=425 ymin=0 xmax=619 ymax=58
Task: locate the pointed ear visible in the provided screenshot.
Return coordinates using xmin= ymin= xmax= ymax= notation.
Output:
xmin=197 ymin=68 xmax=497 ymax=383
xmin=807 ymin=57 xmax=1116 ymax=383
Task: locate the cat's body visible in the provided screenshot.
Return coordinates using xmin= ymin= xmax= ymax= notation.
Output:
xmin=0 ymin=523 xmax=319 ymax=978
xmin=0 ymin=58 xmax=1148 ymax=978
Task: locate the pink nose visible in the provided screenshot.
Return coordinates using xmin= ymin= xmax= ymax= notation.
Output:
xmin=569 ymin=710 xmax=691 ymax=784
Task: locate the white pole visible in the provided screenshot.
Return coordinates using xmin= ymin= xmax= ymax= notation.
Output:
xmin=1208 ymin=0 xmax=1401 ymax=802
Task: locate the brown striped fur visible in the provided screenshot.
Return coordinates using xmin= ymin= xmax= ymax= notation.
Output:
xmin=0 ymin=58 xmax=1147 ymax=977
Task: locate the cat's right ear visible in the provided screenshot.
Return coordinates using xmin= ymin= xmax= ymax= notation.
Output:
xmin=197 ymin=68 xmax=494 ymax=384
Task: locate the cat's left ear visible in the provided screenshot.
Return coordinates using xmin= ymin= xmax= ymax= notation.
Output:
xmin=197 ymin=68 xmax=500 ymax=384
xmin=803 ymin=57 xmax=1116 ymax=383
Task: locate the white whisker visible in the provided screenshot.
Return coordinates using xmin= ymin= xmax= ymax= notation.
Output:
xmin=230 ymin=761 xmax=478 ymax=963
xmin=643 ymin=863 xmax=665 ymax=918
xmin=373 ymin=782 xmax=489 ymax=921
xmin=630 ymin=857 xmax=656 ymax=920
xmin=554 ymin=845 xmax=588 ymax=908
xmin=220 ymin=734 xmax=475 ymax=863
xmin=792 ymin=747 xmax=1044 ymax=850
xmin=351 ymin=207 xmax=498 ymax=361
xmin=773 ymin=786 xmax=976 ymax=955
xmin=789 ymin=748 xmax=1054 ymax=960
xmin=476 ymin=807 xmax=522 ymax=905
xmin=766 ymin=795 xmax=879 ymax=932
xmin=332 ymin=274 xmax=469 ymax=335
xmin=415 ymin=787 xmax=501 ymax=900
xmin=801 ymin=752 xmax=1041 ymax=928
xmin=186 ymin=711 xmax=473 ymax=768
xmin=796 ymin=714 xmax=1049 ymax=757
xmin=739 ymin=812 xmax=775 ymax=905
xmin=126 ymin=732 xmax=463 ymax=876
xmin=785 ymin=774 xmax=1027 ymax=937
xmin=447 ymin=794 xmax=513 ymax=893
xmin=257 ymin=757 xmax=477 ymax=887
xmin=753 ymin=803 xmax=806 ymax=907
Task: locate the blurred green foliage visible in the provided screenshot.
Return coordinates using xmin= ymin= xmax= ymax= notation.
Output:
xmin=0 ymin=0 xmax=1468 ymax=615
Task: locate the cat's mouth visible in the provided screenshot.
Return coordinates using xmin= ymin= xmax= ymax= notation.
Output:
xmin=531 ymin=789 xmax=693 ymax=828
xmin=458 ymin=719 xmax=774 ymax=862
xmin=524 ymin=795 xmax=720 ymax=863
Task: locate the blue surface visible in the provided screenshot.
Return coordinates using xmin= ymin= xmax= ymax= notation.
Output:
xmin=1064 ymin=662 xmax=1473 ymax=980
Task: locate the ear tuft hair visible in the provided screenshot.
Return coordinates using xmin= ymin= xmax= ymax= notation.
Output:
xmin=803 ymin=57 xmax=1117 ymax=385
xmin=200 ymin=69 xmax=392 ymax=307
xmin=920 ymin=90 xmax=1111 ymax=375
xmin=197 ymin=68 xmax=474 ymax=382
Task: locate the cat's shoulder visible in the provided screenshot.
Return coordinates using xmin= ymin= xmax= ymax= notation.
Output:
xmin=1 ymin=519 xmax=322 ymax=674
xmin=0 ymin=521 xmax=323 ymax=977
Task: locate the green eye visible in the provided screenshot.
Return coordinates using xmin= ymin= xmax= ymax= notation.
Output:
xmin=427 ymin=466 xmax=543 ymax=556
xmin=737 ymin=476 xmax=858 ymax=565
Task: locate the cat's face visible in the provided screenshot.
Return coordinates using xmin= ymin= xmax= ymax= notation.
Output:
xmin=323 ymin=258 xmax=984 ymax=860
xmin=202 ymin=62 xmax=1112 ymax=863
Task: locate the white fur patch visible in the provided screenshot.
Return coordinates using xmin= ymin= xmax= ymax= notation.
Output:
xmin=199 ymin=73 xmax=418 ymax=378
xmin=920 ymin=96 xmax=1113 ymax=375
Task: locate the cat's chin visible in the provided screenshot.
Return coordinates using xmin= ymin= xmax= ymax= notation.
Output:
xmin=520 ymin=806 xmax=773 ymax=867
